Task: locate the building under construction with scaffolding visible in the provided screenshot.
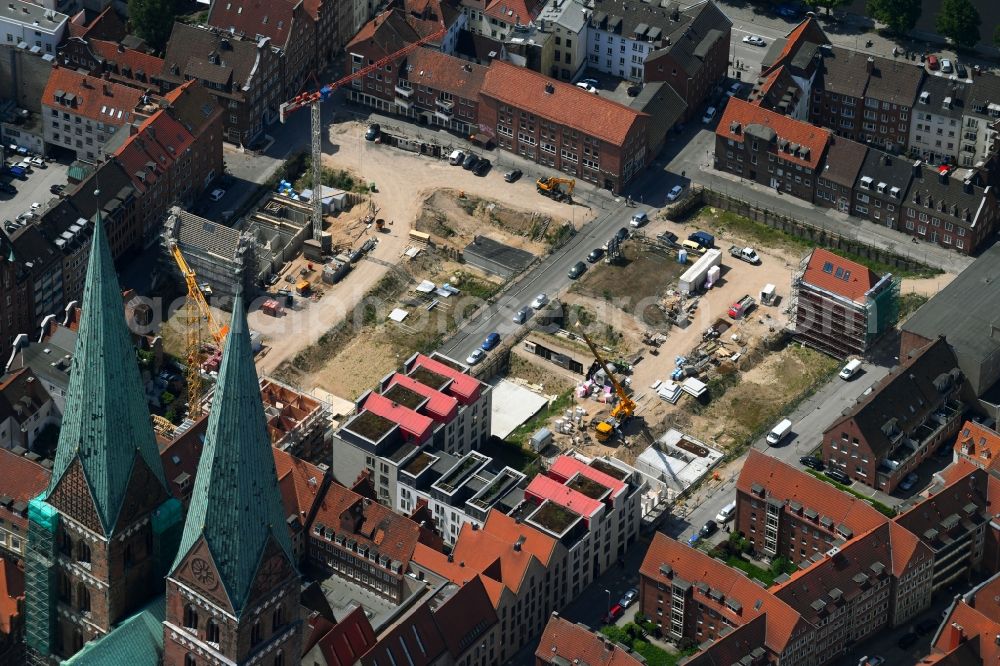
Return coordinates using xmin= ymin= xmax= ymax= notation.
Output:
xmin=790 ymin=248 xmax=899 ymax=359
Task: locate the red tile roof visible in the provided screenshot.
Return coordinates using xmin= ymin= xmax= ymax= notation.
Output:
xmin=737 ymin=450 xmax=887 ymax=536
xmin=716 ymin=97 xmax=830 ymax=170
xmin=0 ymin=558 xmax=23 ymax=635
xmin=157 ymin=415 xmax=208 ymax=501
xmin=932 ymin=593 xmax=1000 ymax=663
xmin=414 ymin=510 xmax=556 ymax=605
xmin=480 ymin=61 xmax=647 ymax=147
xmin=273 ymin=448 xmax=325 ymax=527
xmin=404 ymin=48 xmax=489 ymax=101
xmin=536 ymin=615 xmax=644 ymax=666
xmin=88 ymin=39 xmax=165 ymax=79
xmin=0 ymin=447 xmax=51 ymax=531
xmin=42 ymin=67 xmax=147 ymax=126
xmin=113 ymin=108 xmax=196 ymax=193
xmin=953 ymin=420 xmax=1000 ymax=474
xmin=549 ymin=455 xmax=626 ymax=499
xmin=763 ymin=17 xmax=819 ymax=76
xmin=801 ymin=247 xmax=880 ymax=303
xmin=310 ymin=476 xmax=422 ymax=565
xmin=432 ymin=575 xmax=499 ymax=658
xmin=895 ymin=462 xmax=991 ymax=550
xmin=483 ymin=0 xmax=543 ymax=26
xmin=208 ymin=0 xmax=296 ymax=49
xmin=359 ymin=599 xmax=447 ymax=666
xmin=640 ymin=533 xmax=807 ymax=653
xmin=313 ymin=605 xmax=378 ymax=666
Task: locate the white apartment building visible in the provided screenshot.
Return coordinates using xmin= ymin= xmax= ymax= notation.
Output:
xmin=0 ymin=0 xmax=67 ymax=55
xmin=908 ymin=77 xmax=967 ymax=165
xmin=960 ymin=74 xmax=1000 ymax=168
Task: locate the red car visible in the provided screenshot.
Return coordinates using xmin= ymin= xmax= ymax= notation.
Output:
xmin=603 ymin=604 xmax=624 ymax=624
xmin=927 ymin=55 xmax=939 ymax=70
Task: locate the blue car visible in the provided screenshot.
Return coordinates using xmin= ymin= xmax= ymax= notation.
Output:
xmin=481 ymin=332 xmax=501 ymax=351
xmin=776 ymin=3 xmax=800 ymax=17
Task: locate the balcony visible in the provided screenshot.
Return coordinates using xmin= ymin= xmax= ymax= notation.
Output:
xmin=435 ymin=97 xmax=454 ymax=110
xmin=394 ymin=97 xmax=412 ymax=110
xmin=434 ymin=109 xmax=453 ymax=122
xmin=394 ymin=84 xmax=413 ymax=97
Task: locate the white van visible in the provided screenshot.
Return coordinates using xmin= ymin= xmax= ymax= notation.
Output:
xmin=840 ymin=359 xmax=863 ymax=380
xmin=448 ymin=149 xmax=465 ymax=165
xmin=715 ymin=501 xmax=736 ymax=523
xmin=766 ymin=418 xmax=793 ymax=445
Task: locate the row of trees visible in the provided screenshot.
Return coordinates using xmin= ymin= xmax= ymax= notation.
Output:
xmin=792 ymin=0 xmax=985 ymax=50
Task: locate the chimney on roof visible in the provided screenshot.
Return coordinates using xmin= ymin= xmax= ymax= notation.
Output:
xmin=882 ymin=153 xmax=892 ymax=167
xmin=117 ymin=43 xmax=124 ymax=53
xmin=963 ymin=178 xmax=973 ymax=194
xmin=866 ymin=56 xmax=874 ymax=73
xmin=939 ymin=170 xmax=948 ymax=185
xmin=544 ymin=83 xmax=554 ymax=94
xmin=514 ymin=535 xmax=526 ymax=551
xmin=103 ymin=83 xmax=111 ymax=96
xmin=912 ymin=160 xmax=922 ymax=178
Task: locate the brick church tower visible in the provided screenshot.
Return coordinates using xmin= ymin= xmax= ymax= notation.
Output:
xmin=163 ymin=292 xmax=302 ymax=665
xmin=23 ymin=201 xmax=182 ymax=662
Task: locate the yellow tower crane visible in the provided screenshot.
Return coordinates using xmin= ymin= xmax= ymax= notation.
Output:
xmin=168 ymin=240 xmax=228 ymax=419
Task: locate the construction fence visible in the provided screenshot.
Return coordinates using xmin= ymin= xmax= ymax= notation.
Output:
xmin=698 ymin=188 xmax=934 ymax=274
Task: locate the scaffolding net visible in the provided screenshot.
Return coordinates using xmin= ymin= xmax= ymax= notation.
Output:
xmin=24 ymin=498 xmax=58 ymax=657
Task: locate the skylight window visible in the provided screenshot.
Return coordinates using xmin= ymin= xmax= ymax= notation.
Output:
xmin=835 ymin=267 xmax=844 ymax=278
xmin=822 ymin=262 xmax=833 ymax=274
xmin=842 ymin=270 xmax=851 ymax=281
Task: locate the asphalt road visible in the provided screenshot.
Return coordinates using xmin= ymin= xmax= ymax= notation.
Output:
xmin=437 ymin=200 xmax=638 ymax=362
xmin=661 ymin=360 xmax=892 ymax=545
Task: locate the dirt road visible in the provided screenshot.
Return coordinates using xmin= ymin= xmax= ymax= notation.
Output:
xmin=252 ymin=121 xmax=585 ymax=379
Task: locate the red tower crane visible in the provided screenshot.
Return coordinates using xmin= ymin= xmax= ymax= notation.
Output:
xmin=279 ymin=19 xmax=447 ymax=238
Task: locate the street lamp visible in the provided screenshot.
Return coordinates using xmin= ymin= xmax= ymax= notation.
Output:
xmin=605 ymin=588 xmax=611 ymax=621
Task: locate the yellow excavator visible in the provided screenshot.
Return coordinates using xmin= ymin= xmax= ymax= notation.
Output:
xmin=576 ymin=325 xmax=635 ymax=443
xmin=168 ymin=240 xmax=229 ymax=419
xmin=536 ymin=176 xmax=575 ymax=202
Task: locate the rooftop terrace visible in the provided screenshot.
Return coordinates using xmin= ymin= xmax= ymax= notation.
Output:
xmin=402 ymin=450 xmax=437 ymax=476
xmin=434 ymin=452 xmax=488 ymax=494
xmin=409 ymin=366 xmax=450 ymax=392
xmin=469 ymin=468 xmax=524 ymax=511
xmin=346 ymin=410 xmax=396 ymax=442
xmin=566 ymin=474 xmax=611 ymax=500
xmin=590 ymin=458 xmax=630 ymax=481
xmin=383 ymin=383 xmax=427 ymax=411
xmin=529 ymin=500 xmax=583 ymax=536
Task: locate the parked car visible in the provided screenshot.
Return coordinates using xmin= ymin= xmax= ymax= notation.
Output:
xmin=688 ymin=230 xmax=715 ymax=248
xmin=603 ymin=604 xmax=624 ymax=624
xmin=210 ymin=188 xmax=226 ymax=201
xmin=49 ymin=183 xmax=64 ymax=195
xmin=481 ymin=332 xmax=501 ymax=351
xmin=840 ymin=359 xmax=863 ymax=380
xmin=504 ymin=168 xmax=522 ymax=183
xmin=858 ymin=658 xmax=885 ymax=666
xmin=587 ymin=248 xmax=604 ymax=263
xmin=742 ymin=35 xmax=767 ymax=46
xmin=826 ymin=469 xmax=852 ymax=485
xmin=466 ymin=349 xmax=485 ymax=365
xmin=619 ymin=588 xmax=639 ymax=608
xmin=576 ymin=82 xmax=599 ymax=94
xmin=927 ymin=55 xmax=939 ymax=70
xmin=898 ymin=472 xmax=919 ymax=492
xmin=940 ymin=58 xmax=953 ymax=73
xmin=681 ymin=239 xmax=705 ymax=254
xmin=512 ymin=306 xmax=532 ymax=324
xmin=715 ymin=501 xmax=736 ymax=523
xmin=462 ymin=153 xmax=480 ymax=170
xmin=364 ymin=123 xmax=381 ymax=141
xmin=897 ymin=631 xmax=919 ymax=650
xmin=474 ymin=158 xmax=491 ymax=176
xmin=7 ymin=165 xmax=25 ymax=179
xmin=579 ymin=78 xmax=599 ymax=87
xmin=530 ymin=293 xmax=549 ymax=309
xmin=29 ymin=156 xmax=45 ymax=168
xmin=626 ymin=84 xmax=642 ymax=97
xmin=568 ymin=261 xmax=587 ymax=279
xmin=657 ymin=231 xmax=679 ymax=247
xmin=615 ymin=227 xmax=629 ymax=242
xmin=629 ymin=211 xmax=648 ymax=227
xmin=699 ymin=520 xmax=718 ymax=538
xmin=915 ymin=618 xmax=940 ymax=635
xmin=667 ymin=184 xmax=684 ymax=201
xmin=765 ymin=418 xmax=792 ymax=445
xmin=726 ymin=82 xmax=742 ymax=98
xmin=956 ymin=62 xmax=968 ymax=78
xmin=449 ymin=149 xmax=465 ymax=165
xmin=799 ymin=456 xmax=824 ymax=471
xmin=702 ymin=106 xmax=717 ymax=124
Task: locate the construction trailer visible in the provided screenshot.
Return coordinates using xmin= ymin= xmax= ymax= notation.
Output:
xmin=678 ymin=248 xmax=722 ymax=294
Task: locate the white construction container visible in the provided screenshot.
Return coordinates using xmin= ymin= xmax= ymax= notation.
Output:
xmin=678 ymin=248 xmax=722 ymax=294
xmin=705 ymin=265 xmax=721 ymax=288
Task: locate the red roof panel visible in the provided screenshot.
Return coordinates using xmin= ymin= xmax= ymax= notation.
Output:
xmin=800 ymin=247 xmax=880 ymax=303
xmin=716 ymin=97 xmax=830 ymax=170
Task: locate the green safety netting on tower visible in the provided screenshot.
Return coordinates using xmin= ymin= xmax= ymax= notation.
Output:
xmin=867 ymin=276 xmax=901 ymax=345
xmin=24 ymin=497 xmax=59 ymax=657
xmin=151 ymin=498 xmax=184 ymax=580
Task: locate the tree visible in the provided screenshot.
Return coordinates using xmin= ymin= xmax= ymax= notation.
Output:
xmin=866 ymin=0 xmax=920 ymax=35
xmin=936 ymin=0 xmax=981 ymax=49
xmin=811 ymin=0 xmax=850 ymax=15
xmin=128 ymin=0 xmax=178 ymax=53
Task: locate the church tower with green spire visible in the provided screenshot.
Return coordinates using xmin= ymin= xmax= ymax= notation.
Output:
xmin=23 ymin=198 xmax=181 ymax=662
xmin=163 ymin=292 xmax=301 ymax=666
